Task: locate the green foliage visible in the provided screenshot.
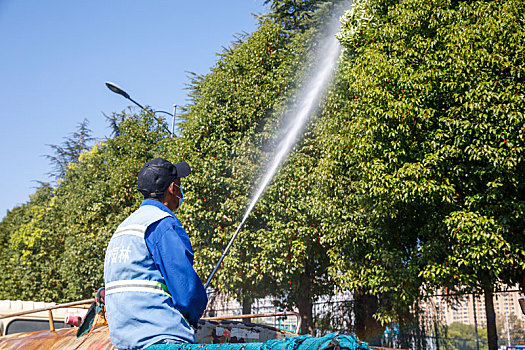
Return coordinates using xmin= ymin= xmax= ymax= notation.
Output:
xmin=0 ymin=184 xmax=65 ymax=301
xmin=0 ymin=1 xmax=523 ymax=345
xmin=263 ymin=0 xmax=336 ymax=32
xmin=181 ymin=11 xmax=342 ymax=333
xmin=181 ymin=19 xmax=311 ymax=302
xmin=445 ymin=322 xmax=488 ymax=350
xmin=55 ymin=112 xmax=172 ymax=298
xmin=329 ymin=0 xmax=525 ymax=329
xmin=496 ymin=312 xmax=525 ymax=346
xmin=0 ymin=113 xmax=173 ymax=302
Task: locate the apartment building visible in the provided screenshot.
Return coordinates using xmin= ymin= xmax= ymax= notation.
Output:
xmin=422 ymin=289 xmax=525 ymax=327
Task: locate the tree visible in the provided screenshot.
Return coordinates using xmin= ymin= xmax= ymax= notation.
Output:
xmin=55 ymin=112 xmax=172 ymax=299
xmin=0 ymin=183 xmax=66 ymax=301
xmin=181 ymin=0 xmax=350 ymax=331
xmin=496 ymin=312 xmax=525 ymax=347
xmin=330 ymin=0 xmax=525 ymax=348
xmin=255 ymin=139 xmax=336 ymax=334
xmin=263 ymin=0 xmax=334 ymax=32
xmin=181 ymin=19 xmax=303 ymax=311
xmin=446 ymin=323 xmax=488 ymax=350
xmin=0 ymin=112 xmax=174 ymax=302
xmin=45 ymin=118 xmax=94 ymax=180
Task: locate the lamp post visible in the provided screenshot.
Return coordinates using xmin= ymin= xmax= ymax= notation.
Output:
xmin=105 ymin=82 xmax=177 ymax=137
xmin=503 ymin=292 xmax=511 ymax=347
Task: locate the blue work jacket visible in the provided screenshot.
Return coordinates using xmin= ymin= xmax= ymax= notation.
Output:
xmin=104 ymin=200 xmax=208 ymax=350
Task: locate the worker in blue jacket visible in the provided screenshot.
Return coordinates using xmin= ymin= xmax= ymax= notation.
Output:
xmin=104 ymin=157 xmax=208 ymax=350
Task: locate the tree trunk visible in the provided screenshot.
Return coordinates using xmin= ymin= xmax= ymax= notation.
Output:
xmin=296 ymin=277 xmax=314 ymax=335
xmin=483 ymin=286 xmax=498 ymax=350
xmin=242 ymin=295 xmax=252 ymax=324
xmin=353 ymin=290 xmax=383 ymax=346
xmin=297 ymin=291 xmax=313 ymax=334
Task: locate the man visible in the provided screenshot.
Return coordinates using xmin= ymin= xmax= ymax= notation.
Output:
xmin=104 ymin=157 xmax=208 ymax=350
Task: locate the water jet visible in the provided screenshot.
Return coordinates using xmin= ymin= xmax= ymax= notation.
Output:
xmin=205 ymin=2 xmax=351 ymax=290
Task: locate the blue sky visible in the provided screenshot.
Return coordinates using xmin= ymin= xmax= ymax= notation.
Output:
xmin=0 ymin=1 xmax=267 ymax=218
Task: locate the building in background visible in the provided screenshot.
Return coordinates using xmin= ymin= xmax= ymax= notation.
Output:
xmin=420 ymin=287 xmax=525 ymax=328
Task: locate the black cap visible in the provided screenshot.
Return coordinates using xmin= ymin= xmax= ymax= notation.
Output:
xmin=137 ymin=157 xmax=191 ymax=198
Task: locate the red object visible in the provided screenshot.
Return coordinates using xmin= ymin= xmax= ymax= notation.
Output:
xmin=65 ymin=314 xmax=84 ymax=327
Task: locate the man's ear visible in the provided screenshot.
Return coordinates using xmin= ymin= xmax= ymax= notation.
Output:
xmin=167 ymin=182 xmax=176 ymax=194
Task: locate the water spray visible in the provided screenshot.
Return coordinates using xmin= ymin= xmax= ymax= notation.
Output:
xmin=204 ymin=3 xmax=350 ymax=291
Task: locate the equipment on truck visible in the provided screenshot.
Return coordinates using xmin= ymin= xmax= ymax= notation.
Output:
xmin=0 ymin=299 xmax=311 ymax=349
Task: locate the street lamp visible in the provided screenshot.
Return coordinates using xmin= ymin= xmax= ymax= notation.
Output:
xmin=105 ymin=82 xmax=177 ymax=137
